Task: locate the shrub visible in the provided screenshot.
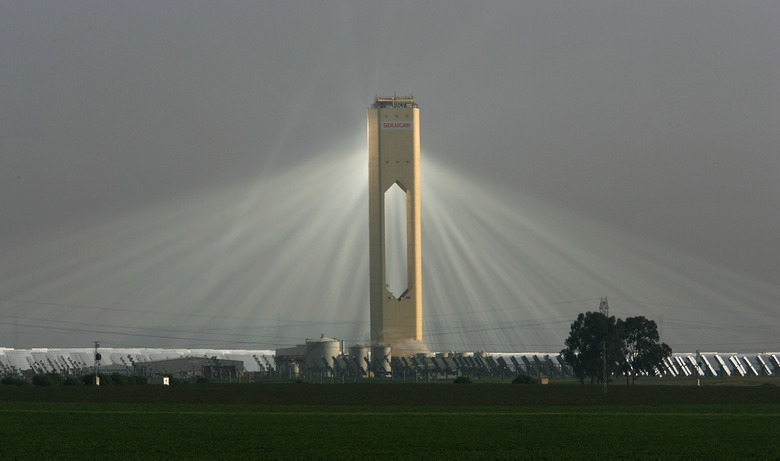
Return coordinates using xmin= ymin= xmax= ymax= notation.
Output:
xmin=196 ymin=377 xmax=209 ymax=384
xmin=453 ymin=376 xmax=472 ymax=384
xmin=32 ymin=373 xmax=64 ymax=387
xmin=512 ymin=374 xmax=539 ymax=384
xmin=79 ymin=373 xmax=147 ymax=385
xmin=128 ymin=375 xmax=148 ymax=385
xmin=110 ymin=373 xmax=128 ymax=386
xmin=1 ymin=376 xmax=29 ymax=386
xmin=63 ymin=377 xmax=82 ymax=386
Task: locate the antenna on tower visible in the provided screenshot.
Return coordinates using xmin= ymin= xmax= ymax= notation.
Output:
xmin=599 ymin=297 xmax=609 ymax=316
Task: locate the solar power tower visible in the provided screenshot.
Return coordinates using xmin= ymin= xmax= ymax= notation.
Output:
xmin=367 ymin=96 xmax=425 ymax=355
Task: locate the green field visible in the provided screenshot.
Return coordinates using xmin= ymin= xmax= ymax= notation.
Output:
xmin=1 ymin=382 xmax=779 ymax=460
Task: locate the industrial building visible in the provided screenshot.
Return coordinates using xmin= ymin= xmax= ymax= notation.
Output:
xmin=0 ymin=347 xmax=274 ymax=380
xmin=132 ymin=356 xmax=244 ymax=379
xmin=274 ymin=336 xmax=389 ymax=380
xmin=368 ymin=96 xmax=424 ymax=356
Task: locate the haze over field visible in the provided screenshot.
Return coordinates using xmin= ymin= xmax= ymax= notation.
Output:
xmin=2 ymin=2 xmax=778 ymax=352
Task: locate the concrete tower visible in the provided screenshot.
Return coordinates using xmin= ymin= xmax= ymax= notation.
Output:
xmin=368 ymin=96 xmax=424 ymax=355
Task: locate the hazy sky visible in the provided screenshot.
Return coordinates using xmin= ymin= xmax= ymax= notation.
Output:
xmin=1 ymin=2 xmax=778 ymax=351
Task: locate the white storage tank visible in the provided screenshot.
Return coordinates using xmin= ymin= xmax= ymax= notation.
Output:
xmin=349 ymin=344 xmax=369 ymax=363
xmin=371 ymin=345 xmax=392 ymax=375
xmin=283 ymin=362 xmax=300 ymax=379
xmin=305 ymin=335 xmax=340 ymax=372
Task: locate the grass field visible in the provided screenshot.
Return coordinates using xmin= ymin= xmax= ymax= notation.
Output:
xmin=1 ymin=381 xmax=779 ymax=460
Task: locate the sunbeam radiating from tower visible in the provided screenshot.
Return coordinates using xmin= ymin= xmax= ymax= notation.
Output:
xmin=2 ymin=127 xmax=779 ymax=353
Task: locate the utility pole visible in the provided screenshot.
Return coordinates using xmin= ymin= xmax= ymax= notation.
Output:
xmin=599 ymin=298 xmax=609 ymax=394
xmin=94 ymin=341 xmax=102 ymax=386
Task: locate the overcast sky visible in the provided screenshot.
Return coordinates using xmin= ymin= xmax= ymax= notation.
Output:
xmin=1 ymin=1 xmax=778 ymax=351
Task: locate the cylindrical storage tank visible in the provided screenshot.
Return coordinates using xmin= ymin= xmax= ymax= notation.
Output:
xmin=349 ymin=344 xmax=369 ymax=363
xmin=305 ymin=335 xmax=340 ymax=372
xmin=370 ymin=345 xmax=392 ymax=375
xmin=280 ymin=362 xmax=300 ymax=379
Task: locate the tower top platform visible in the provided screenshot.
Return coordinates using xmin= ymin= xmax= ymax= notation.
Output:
xmin=371 ymin=95 xmax=417 ymax=109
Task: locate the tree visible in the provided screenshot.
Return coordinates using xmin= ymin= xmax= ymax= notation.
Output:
xmin=560 ymin=311 xmax=624 ymax=384
xmin=561 ymin=311 xmax=673 ymax=385
xmin=618 ymin=316 xmax=672 ymax=384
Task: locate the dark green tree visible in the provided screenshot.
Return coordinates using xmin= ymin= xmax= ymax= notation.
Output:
xmin=561 ymin=311 xmax=623 ymax=384
xmin=618 ymin=316 xmax=672 ymax=384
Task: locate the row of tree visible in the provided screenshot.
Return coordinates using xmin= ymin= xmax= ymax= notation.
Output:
xmin=561 ymin=312 xmax=672 ymax=384
xmin=0 ymin=373 xmax=149 ymax=387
